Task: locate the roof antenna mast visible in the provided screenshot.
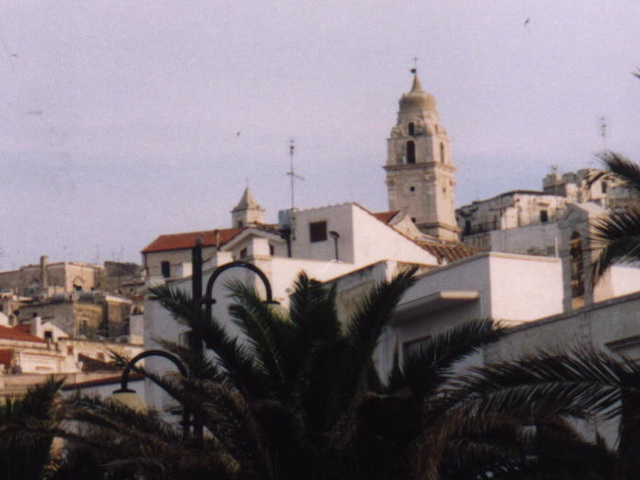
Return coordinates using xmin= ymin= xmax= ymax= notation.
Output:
xmin=287 ymin=139 xmax=305 ymax=211
xmin=599 ymin=116 xmax=608 ymax=150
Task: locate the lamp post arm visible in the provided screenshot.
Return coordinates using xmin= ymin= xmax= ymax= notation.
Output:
xmin=117 ymin=349 xmax=188 ymax=392
xmin=203 ymin=261 xmax=275 ymax=305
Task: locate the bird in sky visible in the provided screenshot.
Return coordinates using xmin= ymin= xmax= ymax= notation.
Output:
xmin=524 ymin=17 xmax=530 ymax=26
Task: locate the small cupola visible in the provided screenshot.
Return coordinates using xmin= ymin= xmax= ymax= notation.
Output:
xmin=399 ymin=72 xmax=436 ymax=112
xmin=231 ymin=187 xmax=265 ymax=228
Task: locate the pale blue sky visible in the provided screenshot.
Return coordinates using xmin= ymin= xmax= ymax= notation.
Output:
xmin=0 ymin=1 xmax=639 ymax=268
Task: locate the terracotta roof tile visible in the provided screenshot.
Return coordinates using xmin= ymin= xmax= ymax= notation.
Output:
xmin=141 ymin=226 xmax=281 ymax=254
xmin=0 ymin=349 xmax=14 ymax=366
xmin=14 ymin=324 xmax=31 ymax=334
xmin=372 ymin=211 xmax=400 ymax=225
xmin=417 ymin=241 xmax=480 ymax=264
xmin=141 ymin=228 xmax=245 ymax=254
xmin=0 ymin=325 xmax=46 ymax=343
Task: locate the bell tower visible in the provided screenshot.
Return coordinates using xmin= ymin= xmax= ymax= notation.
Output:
xmin=384 ymin=72 xmax=459 ymax=241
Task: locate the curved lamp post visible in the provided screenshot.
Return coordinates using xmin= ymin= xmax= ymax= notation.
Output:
xmin=111 ymin=349 xmax=190 ymax=441
xmin=201 ymin=261 xmax=279 ymax=324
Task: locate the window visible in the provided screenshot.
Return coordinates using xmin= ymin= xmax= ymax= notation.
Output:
xmin=601 ymin=181 xmax=607 ymax=194
xmin=74 ymin=284 xmax=82 ymax=292
xmin=464 ymin=220 xmax=472 ymax=235
xmin=309 ymin=221 xmax=328 ymax=242
xmin=540 ymin=210 xmax=549 ymax=223
xmin=269 ymin=244 xmax=275 ymax=256
xmin=407 ymin=141 xmax=416 ymax=164
xmin=161 ymin=261 xmax=171 ymax=278
xmin=440 ymin=142 xmax=445 ymax=163
xmin=408 ymin=122 xmax=415 ymax=136
xmin=44 ymin=331 xmax=53 ymax=341
xmin=240 ymin=247 xmax=248 ymax=259
xmin=80 ymin=321 xmax=88 ymax=336
xmin=67 ymin=345 xmax=74 ymax=356
xmin=237 ymin=220 xmax=244 ymax=228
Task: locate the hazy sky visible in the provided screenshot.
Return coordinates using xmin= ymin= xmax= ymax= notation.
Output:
xmin=1 ymin=1 xmax=639 ymax=269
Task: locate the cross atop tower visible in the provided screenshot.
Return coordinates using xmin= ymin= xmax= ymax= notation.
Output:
xmin=411 ymin=56 xmax=419 ymax=74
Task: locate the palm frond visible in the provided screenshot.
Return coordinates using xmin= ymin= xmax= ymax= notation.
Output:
xmin=150 ymin=283 xmax=268 ymax=397
xmin=226 ymin=279 xmax=294 ymax=392
xmin=590 ymin=206 xmax=640 ymax=282
xmin=288 ymin=271 xmax=340 ymax=346
xmin=387 ymin=319 xmax=505 ymax=400
xmin=587 ymin=151 xmax=640 ymax=195
xmin=324 ymin=268 xmax=417 ymax=427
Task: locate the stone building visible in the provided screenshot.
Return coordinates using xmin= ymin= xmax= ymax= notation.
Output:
xmin=457 ymin=166 xmax=635 ymax=253
xmin=0 ymin=256 xmax=143 ymax=298
xmin=384 ymin=72 xmax=459 ymax=242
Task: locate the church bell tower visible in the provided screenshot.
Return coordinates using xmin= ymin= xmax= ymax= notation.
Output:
xmin=384 ymin=72 xmax=459 ymax=241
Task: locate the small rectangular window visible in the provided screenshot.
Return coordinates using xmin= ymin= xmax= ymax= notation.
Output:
xmin=44 ymin=331 xmax=53 ymax=341
xmin=540 ymin=210 xmax=549 ymax=223
xmin=309 ymin=221 xmax=328 ymax=243
xmin=161 ymin=261 xmax=171 ymax=278
xmin=240 ymin=248 xmax=248 ymax=259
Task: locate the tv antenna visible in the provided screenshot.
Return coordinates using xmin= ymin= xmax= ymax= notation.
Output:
xmin=287 ymin=139 xmax=305 ymax=211
xmin=599 ymin=116 xmax=608 ymax=150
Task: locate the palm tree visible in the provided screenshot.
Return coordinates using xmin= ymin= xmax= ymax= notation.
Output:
xmin=0 ymin=378 xmax=64 ymax=480
xmin=50 ymin=268 xmax=508 ymax=480
xmin=417 ymin=348 xmax=638 ymax=480
xmin=588 ymin=152 xmax=640 ymax=283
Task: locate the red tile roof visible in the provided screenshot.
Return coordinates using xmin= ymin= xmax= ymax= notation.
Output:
xmin=142 ymin=225 xmax=281 ymax=254
xmin=417 ymin=241 xmax=480 ymax=264
xmin=141 ymin=228 xmax=246 ymax=254
xmin=372 ymin=211 xmax=400 ymax=225
xmin=13 ymin=324 xmax=31 ymax=334
xmin=0 ymin=325 xmax=46 ymax=343
xmin=0 ymin=349 xmax=14 ymax=366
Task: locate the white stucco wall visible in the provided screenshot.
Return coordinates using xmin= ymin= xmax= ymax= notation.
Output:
xmin=486 ymin=253 xmax=563 ymax=323
xmin=289 ymin=204 xmax=437 ymax=267
xmin=593 ymin=265 xmax=640 ymax=303
xmin=351 ymin=205 xmax=437 ymax=266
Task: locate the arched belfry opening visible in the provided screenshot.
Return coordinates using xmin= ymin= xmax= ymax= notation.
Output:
xmin=408 ymin=122 xmax=415 ymax=136
xmin=407 ymin=141 xmax=416 ymax=164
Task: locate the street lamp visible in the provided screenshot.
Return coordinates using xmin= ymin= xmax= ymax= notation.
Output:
xmin=111 ymin=349 xmax=191 ymax=442
xmin=201 ymin=260 xmax=279 ymax=324
xmin=111 ymin=246 xmax=280 ymax=445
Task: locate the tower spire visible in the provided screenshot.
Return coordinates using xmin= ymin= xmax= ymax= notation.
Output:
xmin=384 ymin=72 xmax=459 ymax=241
